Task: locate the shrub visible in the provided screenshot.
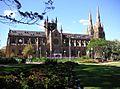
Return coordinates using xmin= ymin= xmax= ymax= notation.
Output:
xmin=9 ymin=57 xmax=18 ymax=64
xmin=44 ymin=59 xmax=58 ymax=65
xmin=0 ymin=57 xmax=18 ymax=64
xmin=31 ymin=57 xmax=47 ymax=62
xmin=0 ymin=75 xmax=21 ymax=89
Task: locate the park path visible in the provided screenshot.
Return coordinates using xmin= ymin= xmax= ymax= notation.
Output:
xmin=26 ymin=62 xmax=43 ymax=64
xmin=0 ymin=62 xmax=43 ymax=66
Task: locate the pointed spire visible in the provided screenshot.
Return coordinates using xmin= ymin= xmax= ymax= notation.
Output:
xmin=60 ymin=25 xmax=63 ymax=33
xmin=89 ymin=12 xmax=92 ymax=22
xmin=94 ymin=7 xmax=105 ymax=39
xmin=89 ymin=12 xmax=93 ymax=26
xmin=47 ymin=16 xmax=48 ymax=22
xmin=96 ymin=6 xmax=101 ymax=26
xmin=44 ymin=19 xmax=46 ymax=24
xmin=97 ymin=6 xmax=100 ymax=19
xmin=87 ymin=12 xmax=93 ymax=36
xmin=55 ymin=17 xmax=57 ymax=23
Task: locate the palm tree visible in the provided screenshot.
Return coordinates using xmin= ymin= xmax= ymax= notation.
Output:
xmin=22 ymin=44 xmax=35 ymax=58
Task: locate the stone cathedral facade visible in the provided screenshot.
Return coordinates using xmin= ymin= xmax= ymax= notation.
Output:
xmin=6 ymin=8 xmax=105 ymax=58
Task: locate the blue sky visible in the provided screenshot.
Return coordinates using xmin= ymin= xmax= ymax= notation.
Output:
xmin=0 ymin=0 xmax=120 ymax=48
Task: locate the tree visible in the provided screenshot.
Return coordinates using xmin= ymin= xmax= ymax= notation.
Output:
xmin=0 ymin=49 xmax=6 ymax=57
xmin=22 ymin=44 xmax=35 ymax=57
xmin=87 ymin=38 xmax=113 ymax=59
xmin=0 ymin=0 xmax=54 ymax=25
xmin=111 ymin=40 xmax=120 ymax=60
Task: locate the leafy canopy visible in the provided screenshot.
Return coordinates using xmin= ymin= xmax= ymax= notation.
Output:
xmin=87 ymin=38 xmax=109 ymax=50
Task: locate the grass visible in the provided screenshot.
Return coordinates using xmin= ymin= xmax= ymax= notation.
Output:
xmin=75 ymin=64 xmax=120 ymax=87
xmin=84 ymin=87 xmax=120 ymax=89
xmin=0 ymin=61 xmax=120 ymax=88
xmin=0 ymin=64 xmax=36 ymax=74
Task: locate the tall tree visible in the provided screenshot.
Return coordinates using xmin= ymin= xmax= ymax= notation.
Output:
xmin=112 ymin=40 xmax=120 ymax=60
xmin=87 ymin=38 xmax=113 ymax=59
xmin=0 ymin=0 xmax=54 ymax=25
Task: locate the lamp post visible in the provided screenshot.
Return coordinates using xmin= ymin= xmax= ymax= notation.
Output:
xmin=91 ymin=48 xmax=93 ymax=59
xmin=78 ymin=51 xmax=80 ymax=57
xmin=102 ymin=51 xmax=105 ymax=61
xmin=64 ymin=50 xmax=66 ymax=57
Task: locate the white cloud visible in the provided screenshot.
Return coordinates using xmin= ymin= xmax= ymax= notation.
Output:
xmin=4 ymin=10 xmax=16 ymax=18
xmin=79 ymin=19 xmax=89 ymax=26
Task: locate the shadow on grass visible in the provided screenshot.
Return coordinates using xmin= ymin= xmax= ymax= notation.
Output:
xmin=75 ymin=64 xmax=120 ymax=87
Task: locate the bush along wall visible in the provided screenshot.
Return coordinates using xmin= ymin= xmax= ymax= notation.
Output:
xmin=0 ymin=57 xmax=18 ymax=64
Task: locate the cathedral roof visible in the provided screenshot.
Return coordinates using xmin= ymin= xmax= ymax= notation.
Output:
xmin=8 ymin=29 xmax=91 ymax=40
xmin=63 ymin=33 xmax=91 ymax=40
xmin=8 ymin=29 xmax=45 ymax=37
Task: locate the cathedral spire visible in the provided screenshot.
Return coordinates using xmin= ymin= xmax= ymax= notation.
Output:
xmin=60 ymin=25 xmax=63 ymax=33
xmin=96 ymin=6 xmax=101 ymax=27
xmin=89 ymin=12 xmax=93 ymax=26
xmin=47 ymin=16 xmax=49 ymax=22
xmin=87 ymin=12 xmax=93 ymax=36
xmin=55 ymin=17 xmax=57 ymax=23
xmin=44 ymin=19 xmax=46 ymax=24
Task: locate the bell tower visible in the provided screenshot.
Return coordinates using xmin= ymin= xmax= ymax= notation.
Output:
xmin=44 ymin=17 xmax=62 ymax=57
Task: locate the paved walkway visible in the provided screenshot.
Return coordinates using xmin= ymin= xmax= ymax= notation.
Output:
xmin=26 ymin=62 xmax=43 ymax=64
xmin=98 ymin=61 xmax=119 ymax=64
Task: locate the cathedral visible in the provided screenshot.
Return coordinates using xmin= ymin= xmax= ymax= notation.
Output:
xmin=6 ymin=8 xmax=105 ymax=58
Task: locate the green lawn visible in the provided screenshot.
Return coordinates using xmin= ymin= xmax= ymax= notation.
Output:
xmin=75 ymin=64 xmax=120 ymax=87
xmin=0 ymin=61 xmax=120 ymax=88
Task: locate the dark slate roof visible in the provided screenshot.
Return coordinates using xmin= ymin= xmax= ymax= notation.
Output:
xmin=8 ymin=30 xmax=45 ymax=37
xmin=63 ymin=33 xmax=91 ymax=40
xmin=8 ymin=29 xmax=91 ymax=40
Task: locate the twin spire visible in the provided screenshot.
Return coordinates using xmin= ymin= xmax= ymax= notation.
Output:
xmin=88 ymin=7 xmax=101 ymax=29
xmin=87 ymin=7 xmax=105 ymax=39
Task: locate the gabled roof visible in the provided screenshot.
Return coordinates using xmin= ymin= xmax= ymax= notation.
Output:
xmin=63 ymin=33 xmax=91 ymax=40
xmin=8 ymin=29 xmax=45 ymax=37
